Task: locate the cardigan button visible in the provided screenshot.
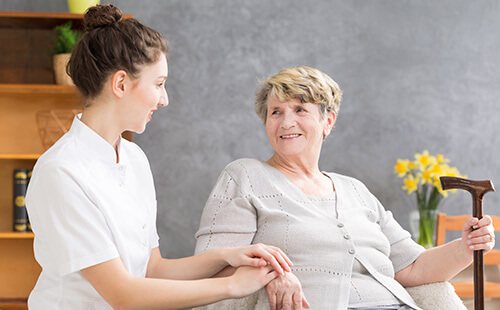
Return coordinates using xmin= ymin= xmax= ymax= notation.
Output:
xmin=337 ymin=223 xmax=344 ymax=228
xmin=343 ymin=234 xmax=351 ymax=240
xmin=349 ymin=248 xmax=356 ymax=255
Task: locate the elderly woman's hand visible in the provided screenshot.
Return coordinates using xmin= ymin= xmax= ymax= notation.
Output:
xmin=462 ymin=215 xmax=495 ymax=254
xmin=266 ymin=272 xmax=310 ymax=310
xmin=224 ymin=243 xmax=293 ymax=275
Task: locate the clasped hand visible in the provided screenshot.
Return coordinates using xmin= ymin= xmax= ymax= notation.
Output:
xmin=225 ymin=243 xmax=293 ymax=274
xmin=462 ymin=216 xmax=495 ymax=254
xmin=266 ymin=272 xmax=310 ymax=310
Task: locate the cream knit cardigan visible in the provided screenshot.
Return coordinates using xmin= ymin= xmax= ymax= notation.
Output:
xmin=195 ymin=158 xmax=425 ymax=309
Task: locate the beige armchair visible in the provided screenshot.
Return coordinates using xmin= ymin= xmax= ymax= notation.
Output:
xmin=406 ymin=281 xmax=467 ymax=310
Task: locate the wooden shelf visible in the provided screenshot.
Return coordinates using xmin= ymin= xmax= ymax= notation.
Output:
xmin=0 ymin=11 xmax=133 ymax=30
xmin=0 ymin=298 xmax=27 ymax=309
xmin=0 ymin=11 xmax=86 ymax=29
xmin=0 ymin=232 xmax=34 ymax=239
xmin=0 ymin=84 xmax=77 ymax=95
xmin=0 ymin=154 xmax=41 ymax=160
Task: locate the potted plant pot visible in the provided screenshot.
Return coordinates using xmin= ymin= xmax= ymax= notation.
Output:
xmin=53 ymin=53 xmax=73 ymax=86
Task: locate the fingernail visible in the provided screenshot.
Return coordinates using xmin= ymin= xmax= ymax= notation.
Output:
xmin=468 ymin=234 xmax=472 ymax=238
xmin=469 ymin=245 xmax=475 ymax=250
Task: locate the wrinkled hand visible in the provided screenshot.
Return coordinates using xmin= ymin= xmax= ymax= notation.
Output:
xmin=462 ymin=216 xmax=495 ymax=254
xmin=225 ymin=243 xmax=292 ymax=275
xmin=228 ymin=265 xmax=279 ymax=299
xmin=266 ymin=272 xmax=310 ymax=310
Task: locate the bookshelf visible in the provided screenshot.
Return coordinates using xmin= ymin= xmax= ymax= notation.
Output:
xmin=0 ymin=11 xmax=132 ymax=307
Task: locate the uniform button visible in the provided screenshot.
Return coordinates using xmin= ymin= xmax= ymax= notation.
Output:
xmin=349 ymin=248 xmax=356 ymax=254
xmin=118 ymin=166 xmax=124 ymax=170
xmin=143 ymin=242 xmax=147 ymax=247
xmin=337 ymin=223 xmax=344 ymax=228
xmin=119 ymin=183 xmax=123 ymax=187
xmin=142 ymin=224 xmax=147 ymax=229
xmin=343 ymin=234 xmax=351 ymax=240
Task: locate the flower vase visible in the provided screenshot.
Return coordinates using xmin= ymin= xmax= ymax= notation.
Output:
xmin=416 ymin=209 xmax=438 ymax=249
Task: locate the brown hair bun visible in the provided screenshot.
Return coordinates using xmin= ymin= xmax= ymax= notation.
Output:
xmin=83 ymin=4 xmax=123 ymax=31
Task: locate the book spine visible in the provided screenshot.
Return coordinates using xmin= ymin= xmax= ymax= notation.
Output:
xmin=26 ymin=169 xmax=32 ymax=232
xmin=13 ymin=169 xmax=28 ymax=232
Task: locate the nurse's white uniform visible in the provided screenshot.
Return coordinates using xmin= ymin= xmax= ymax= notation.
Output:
xmin=26 ymin=115 xmax=159 ymax=309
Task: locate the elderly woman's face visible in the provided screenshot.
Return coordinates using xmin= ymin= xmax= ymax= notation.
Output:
xmin=265 ymin=95 xmax=334 ymax=160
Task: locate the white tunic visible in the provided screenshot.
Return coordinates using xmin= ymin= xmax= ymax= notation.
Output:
xmin=195 ymin=158 xmax=425 ymax=310
xmin=26 ymin=115 xmax=159 ymax=309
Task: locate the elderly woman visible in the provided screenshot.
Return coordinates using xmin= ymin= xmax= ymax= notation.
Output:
xmin=194 ymin=66 xmax=495 ymax=310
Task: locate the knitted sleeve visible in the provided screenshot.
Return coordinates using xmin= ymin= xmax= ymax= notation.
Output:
xmin=193 ymin=167 xmax=259 ymax=310
xmin=195 ymin=168 xmax=257 ymax=254
xmin=376 ymin=198 xmax=425 ymax=273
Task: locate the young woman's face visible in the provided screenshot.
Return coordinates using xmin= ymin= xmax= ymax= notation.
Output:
xmin=126 ymin=54 xmax=169 ymax=134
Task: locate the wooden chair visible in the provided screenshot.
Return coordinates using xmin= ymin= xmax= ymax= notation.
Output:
xmin=435 ymin=213 xmax=500 ymax=298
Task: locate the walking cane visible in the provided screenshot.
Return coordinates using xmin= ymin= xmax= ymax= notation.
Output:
xmin=440 ymin=176 xmax=495 ymax=310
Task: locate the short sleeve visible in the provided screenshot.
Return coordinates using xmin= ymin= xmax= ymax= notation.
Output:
xmin=26 ymin=162 xmax=119 ymax=276
xmin=377 ymin=201 xmax=425 ymax=272
xmin=194 ymin=170 xmax=257 ymax=255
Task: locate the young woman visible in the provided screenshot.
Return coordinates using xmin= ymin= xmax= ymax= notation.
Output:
xmin=25 ymin=5 xmax=291 ymax=309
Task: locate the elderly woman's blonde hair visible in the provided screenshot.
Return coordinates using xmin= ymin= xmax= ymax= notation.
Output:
xmin=254 ymin=66 xmax=342 ymax=123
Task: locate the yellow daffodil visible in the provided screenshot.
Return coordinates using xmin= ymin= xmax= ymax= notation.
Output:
xmin=394 ymin=159 xmax=411 ymax=177
xmin=430 ymin=163 xmax=443 ymax=175
xmin=402 ymin=175 xmax=419 ymax=195
xmin=415 ymin=150 xmax=431 ymax=171
xmin=419 ymin=170 xmax=433 ymax=185
xmin=408 ymin=161 xmax=416 ymax=170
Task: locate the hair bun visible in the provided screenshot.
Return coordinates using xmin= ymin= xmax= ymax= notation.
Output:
xmin=83 ymin=4 xmax=123 ymax=31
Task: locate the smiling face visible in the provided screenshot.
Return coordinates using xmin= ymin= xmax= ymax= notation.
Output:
xmin=125 ymin=54 xmax=169 ymax=134
xmin=265 ymin=95 xmax=335 ymax=162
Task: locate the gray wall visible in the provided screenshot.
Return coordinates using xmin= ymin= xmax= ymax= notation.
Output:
xmin=4 ymin=0 xmax=500 ymax=258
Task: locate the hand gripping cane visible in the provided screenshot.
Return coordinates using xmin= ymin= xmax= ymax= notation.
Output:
xmin=440 ymin=176 xmax=495 ymax=310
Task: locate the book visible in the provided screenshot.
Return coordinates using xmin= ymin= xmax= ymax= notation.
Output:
xmin=13 ymin=169 xmax=28 ymax=232
xmin=27 ymin=169 xmax=32 ymax=232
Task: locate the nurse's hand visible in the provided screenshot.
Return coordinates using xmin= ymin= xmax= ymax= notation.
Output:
xmin=227 ymin=265 xmax=279 ymax=298
xmin=223 ymin=243 xmax=292 ymax=275
xmin=266 ymin=272 xmax=310 ymax=310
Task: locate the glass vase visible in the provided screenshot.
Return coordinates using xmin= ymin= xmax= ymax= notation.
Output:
xmin=416 ymin=209 xmax=438 ymax=249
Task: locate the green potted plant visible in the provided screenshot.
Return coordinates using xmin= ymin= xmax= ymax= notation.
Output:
xmin=52 ymin=21 xmax=80 ymax=85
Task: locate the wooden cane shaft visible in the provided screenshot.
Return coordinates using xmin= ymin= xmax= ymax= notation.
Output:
xmin=473 ymin=195 xmax=483 ymax=219
xmin=474 ymin=251 xmax=484 ymax=310
xmin=473 ymin=196 xmax=484 ymax=310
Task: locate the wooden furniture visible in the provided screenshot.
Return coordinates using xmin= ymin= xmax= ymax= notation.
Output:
xmin=436 ymin=213 xmax=500 ymax=299
xmin=0 ymin=11 xmax=132 ymax=308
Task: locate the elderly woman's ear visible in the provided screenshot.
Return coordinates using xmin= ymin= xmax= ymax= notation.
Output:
xmin=323 ymin=112 xmax=336 ymax=138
